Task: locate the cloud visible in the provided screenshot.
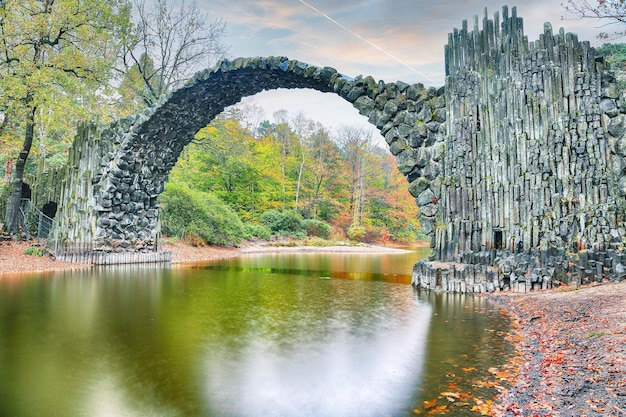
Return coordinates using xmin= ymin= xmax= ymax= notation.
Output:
xmin=189 ymin=0 xmax=607 ymax=136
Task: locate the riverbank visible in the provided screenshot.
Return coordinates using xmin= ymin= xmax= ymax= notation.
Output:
xmin=0 ymin=239 xmax=414 ymax=276
xmin=488 ymin=282 xmax=626 ymax=417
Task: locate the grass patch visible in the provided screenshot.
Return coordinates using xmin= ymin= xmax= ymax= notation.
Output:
xmin=23 ymin=246 xmax=44 ymax=257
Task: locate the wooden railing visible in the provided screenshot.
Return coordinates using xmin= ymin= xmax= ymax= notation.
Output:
xmin=53 ymin=240 xmax=171 ymax=265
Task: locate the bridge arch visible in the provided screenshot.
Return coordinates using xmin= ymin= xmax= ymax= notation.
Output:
xmin=54 ymin=56 xmax=445 ymax=252
xmin=49 ymin=7 xmax=626 ymax=291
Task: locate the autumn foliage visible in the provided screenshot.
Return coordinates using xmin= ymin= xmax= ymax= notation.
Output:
xmin=166 ymin=109 xmax=424 ymax=244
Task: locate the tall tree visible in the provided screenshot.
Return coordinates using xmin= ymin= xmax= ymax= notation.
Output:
xmin=236 ymin=103 xmax=266 ymax=139
xmin=118 ymin=0 xmax=228 ymax=107
xmin=303 ymin=125 xmax=341 ymax=219
xmin=338 ymin=126 xmax=377 ymax=227
xmin=1 ymin=0 xmax=131 ymax=234
xmin=289 ymin=112 xmax=316 ymax=212
xmin=367 ymin=153 xmax=423 ymax=242
xmin=269 ymin=110 xmax=297 ymax=210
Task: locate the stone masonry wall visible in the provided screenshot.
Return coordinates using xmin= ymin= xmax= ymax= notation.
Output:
xmin=51 ymin=57 xmax=446 ymax=255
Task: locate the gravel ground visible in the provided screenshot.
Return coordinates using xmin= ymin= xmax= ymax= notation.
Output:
xmin=0 ymin=240 xmax=90 ymax=275
xmin=0 ymin=240 xmax=245 ymax=276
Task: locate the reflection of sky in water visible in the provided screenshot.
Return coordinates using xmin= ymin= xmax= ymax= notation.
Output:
xmin=83 ymin=375 xmax=179 ymax=417
xmin=0 ymin=252 xmax=442 ymax=417
xmin=202 ymin=291 xmax=431 ymax=417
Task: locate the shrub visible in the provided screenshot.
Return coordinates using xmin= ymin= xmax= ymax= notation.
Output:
xmin=290 ymin=230 xmax=307 ymax=240
xmin=243 ymin=223 xmax=272 ymax=240
xmin=362 ymin=225 xmax=384 ymax=244
xmin=159 ymin=184 xmax=244 ymax=246
xmin=24 ymin=246 xmax=44 ymax=256
xmin=302 ymin=219 xmax=331 ymax=239
xmin=259 ymin=209 xmax=303 ymax=235
xmin=347 ymin=224 xmax=367 ymax=242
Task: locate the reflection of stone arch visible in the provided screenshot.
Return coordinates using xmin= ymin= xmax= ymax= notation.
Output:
xmin=54 ymin=57 xmax=446 ymax=252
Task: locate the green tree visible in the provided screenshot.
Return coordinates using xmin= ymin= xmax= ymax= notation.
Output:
xmin=301 ymin=125 xmax=343 ymax=220
xmin=168 ymin=110 xmax=284 ymax=220
xmin=597 ymin=42 xmax=626 ymax=72
xmin=116 ymin=52 xmax=156 ymax=116
xmin=190 ymin=112 xmax=260 ymax=214
xmin=596 ymin=43 xmax=626 ymax=89
xmin=269 ymin=110 xmax=298 ymax=210
xmin=1 ymin=0 xmax=131 ymax=234
xmin=252 ymin=124 xmax=291 ymax=212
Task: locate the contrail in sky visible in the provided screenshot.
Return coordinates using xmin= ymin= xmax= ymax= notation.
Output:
xmin=296 ymin=0 xmax=436 ymax=84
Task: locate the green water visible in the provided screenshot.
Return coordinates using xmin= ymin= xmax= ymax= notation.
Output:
xmin=0 ymin=250 xmax=512 ymax=416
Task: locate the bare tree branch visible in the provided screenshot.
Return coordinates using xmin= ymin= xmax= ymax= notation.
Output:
xmin=563 ymin=0 xmax=626 ymax=38
xmin=117 ymin=0 xmax=228 ymax=107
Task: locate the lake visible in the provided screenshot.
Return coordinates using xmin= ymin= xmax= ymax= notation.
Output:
xmin=0 ymin=248 xmax=513 ymax=416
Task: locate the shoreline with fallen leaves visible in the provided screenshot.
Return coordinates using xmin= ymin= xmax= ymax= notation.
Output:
xmin=487 ymin=282 xmax=626 ymax=417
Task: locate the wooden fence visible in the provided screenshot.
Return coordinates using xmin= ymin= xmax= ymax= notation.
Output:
xmin=54 ymin=240 xmax=171 ymax=265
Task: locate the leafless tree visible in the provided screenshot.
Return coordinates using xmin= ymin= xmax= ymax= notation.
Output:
xmin=338 ymin=126 xmax=377 ymax=226
xmin=119 ymin=0 xmax=228 ymax=107
xmin=563 ymin=0 xmax=626 ymax=38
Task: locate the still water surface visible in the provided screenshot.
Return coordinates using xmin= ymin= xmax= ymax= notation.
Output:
xmin=0 ymin=249 xmax=512 ymax=416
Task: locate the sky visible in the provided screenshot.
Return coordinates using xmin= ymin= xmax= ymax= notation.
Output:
xmin=193 ymin=0 xmax=607 ymax=139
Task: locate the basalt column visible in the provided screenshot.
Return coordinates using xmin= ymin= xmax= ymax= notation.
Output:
xmin=414 ymin=6 xmax=626 ymax=292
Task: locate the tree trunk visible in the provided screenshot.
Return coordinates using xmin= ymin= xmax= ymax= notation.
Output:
xmin=5 ymin=105 xmax=36 ymax=234
xmin=295 ymin=156 xmax=305 ymax=211
xmin=311 ymin=174 xmax=324 ymax=219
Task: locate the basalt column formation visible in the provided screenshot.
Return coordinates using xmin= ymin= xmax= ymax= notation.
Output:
xmin=413 ymin=7 xmax=626 ymax=292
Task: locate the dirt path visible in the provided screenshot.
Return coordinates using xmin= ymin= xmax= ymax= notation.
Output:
xmin=0 ymin=240 xmax=91 ymax=275
xmin=489 ymin=282 xmax=626 ymax=417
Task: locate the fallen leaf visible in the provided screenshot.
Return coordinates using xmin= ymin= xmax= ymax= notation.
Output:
xmin=441 ymin=391 xmax=461 ymax=401
xmin=423 ymin=399 xmax=438 ymax=409
xmin=426 ymin=405 xmax=449 ymax=415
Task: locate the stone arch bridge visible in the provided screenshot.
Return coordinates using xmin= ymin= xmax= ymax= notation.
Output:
xmin=54 ymin=56 xmax=446 ymax=254
xmin=52 ymin=7 xmax=626 ymax=290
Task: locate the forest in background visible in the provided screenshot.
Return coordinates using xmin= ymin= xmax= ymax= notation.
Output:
xmin=159 ymin=106 xmax=425 ymax=246
xmin=0 ymin=0 xmax=623 ymax=246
